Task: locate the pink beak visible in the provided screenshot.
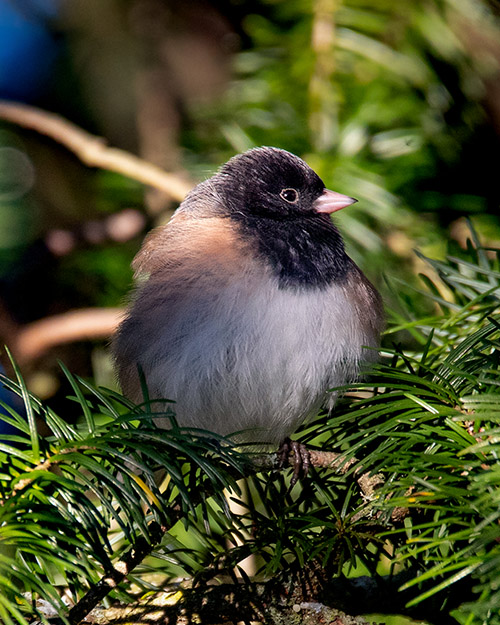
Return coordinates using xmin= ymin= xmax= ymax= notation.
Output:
xmin=314 ymin=189 xmax=357 ymax=214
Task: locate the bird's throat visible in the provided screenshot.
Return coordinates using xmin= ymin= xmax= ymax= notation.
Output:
xmin=235 ymin=214 xmax=350 ymax=289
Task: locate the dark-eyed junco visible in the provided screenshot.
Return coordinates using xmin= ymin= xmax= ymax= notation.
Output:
xmin=113 ymin=147 xmax=383 ymax=446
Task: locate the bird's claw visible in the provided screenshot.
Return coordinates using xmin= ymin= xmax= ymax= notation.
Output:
xmin=277 ymin=437 xmax=311 ymax=486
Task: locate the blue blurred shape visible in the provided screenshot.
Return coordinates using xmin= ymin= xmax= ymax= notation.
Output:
xmin=0 ymin=363 xmax=25 ymax=436
xmin=0 ymin=0 xmax=60 ymax=100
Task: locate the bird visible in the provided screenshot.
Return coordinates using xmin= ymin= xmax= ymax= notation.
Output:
xmin=112 ymin=147 xmax=383 ymax=452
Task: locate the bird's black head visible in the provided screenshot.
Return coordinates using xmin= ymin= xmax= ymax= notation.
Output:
xmin=216 ymin=147 xmax=326 ymax=220
xmin=212 ymin=147 xmax=355 ymax=289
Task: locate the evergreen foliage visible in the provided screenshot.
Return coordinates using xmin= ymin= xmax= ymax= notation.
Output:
xmin=1 ymin=222 xmax=499 ymax=625
xmin=0 ymin=1 xmax=500 ymax=623
xmin=0 ymin=368 xmax=247 ymax=624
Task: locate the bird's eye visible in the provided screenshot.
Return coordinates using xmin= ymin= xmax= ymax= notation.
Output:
xmin=280 ymin=188 xmax=299 ymax=203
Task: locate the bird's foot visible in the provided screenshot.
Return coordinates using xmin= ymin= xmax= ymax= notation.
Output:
xmin=277 ymin=437 xmax=311 ymax=486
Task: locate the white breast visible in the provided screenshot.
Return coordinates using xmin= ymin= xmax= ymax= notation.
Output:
xmin=138 ymin=273 xmax=378 ymax=445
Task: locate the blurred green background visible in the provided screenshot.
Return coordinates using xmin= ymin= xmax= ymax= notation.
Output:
xmin=0 ymin=0 xmax=499 ymax=415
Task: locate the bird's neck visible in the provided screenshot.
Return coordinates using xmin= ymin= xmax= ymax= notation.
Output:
xmin=234 ymin=214 xmax=350 ymax=289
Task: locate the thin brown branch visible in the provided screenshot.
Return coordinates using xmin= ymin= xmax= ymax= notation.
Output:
xmin=38 ymin=443 xmax=407 ymax=624
xmin=77 ymin=567 xmax=465 ymax=625
xmin=13 ymin=307 xmax=123 ymax=362
xmin=309 ymin=0 xmax=338 ymax=150
xmin=254 ymin=448 xmax=408 ymax=522
xmin=66 ymin=522 xmax=167 ymax=625
xmin=67 ymin=540 xmax=376 ymax=625
xmin=0 ymin=101 xmax=192 ymax=202
xmin=9 ymin=447 xmax=92 ymax=495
